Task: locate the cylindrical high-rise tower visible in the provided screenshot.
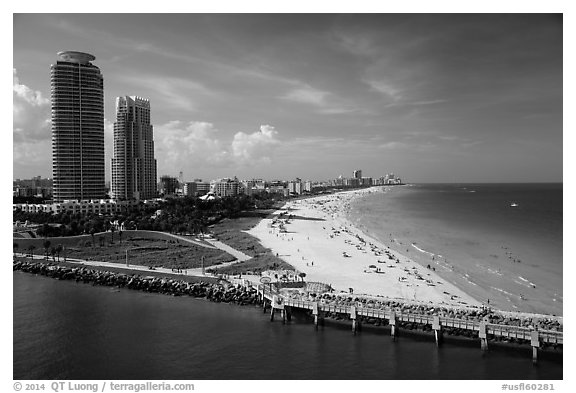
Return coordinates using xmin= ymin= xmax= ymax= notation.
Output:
xmin=51 ymin=51 xmax=105 ymax=202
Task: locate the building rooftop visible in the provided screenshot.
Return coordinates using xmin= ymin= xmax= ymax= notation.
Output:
xmin=56 ymin=51 xmax=96 ymax=64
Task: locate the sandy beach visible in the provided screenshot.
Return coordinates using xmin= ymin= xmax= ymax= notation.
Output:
xmin=247 ymin=188 xmax=483 ymax=309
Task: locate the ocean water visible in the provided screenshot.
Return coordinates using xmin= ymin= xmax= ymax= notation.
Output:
xmin=348 ymin=184 xmax=563 ymax=316
xmin=13 ymin=272 xmax=561 ymax=380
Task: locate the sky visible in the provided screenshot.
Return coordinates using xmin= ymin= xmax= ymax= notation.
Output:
xmin=12 ymin=13 xmax=563 ymax=183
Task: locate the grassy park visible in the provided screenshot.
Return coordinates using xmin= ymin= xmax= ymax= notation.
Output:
xmin=63 ymin=237 xmax=236 ymax=270
xmin=207 ymin=213 xmax=294 ymax=275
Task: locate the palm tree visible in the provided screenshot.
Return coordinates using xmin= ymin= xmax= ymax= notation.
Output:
xmin=298 ymin=272 xmax=306 ymax=282
xmin=43 ymin=240 xmax=51 ymax=260
xmin=56 ymin=244 xmax=63 ymax=262
xmin=90 ymin=228 xmax=96 ymax=249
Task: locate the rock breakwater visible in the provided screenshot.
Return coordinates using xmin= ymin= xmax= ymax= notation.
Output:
xmin=13 ymin=260 xmax=260 ymax=305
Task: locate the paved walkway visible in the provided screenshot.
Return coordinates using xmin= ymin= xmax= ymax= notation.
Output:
xmin=17 ymin=253 xmax=216 ymax=279
xmin=161 ymin=233 xmax=216 ymax=249
xmin=15 ymin=233 xmax=253 ymax=280
xmin=203 ymin=239 xmax=252 ymax=262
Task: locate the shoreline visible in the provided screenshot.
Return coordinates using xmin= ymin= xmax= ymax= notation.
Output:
xmin=246 ymin=187 xmax=561 ymax=322
xmin=12 ymin=259 xmax=563 ymax=351
xmin=345 ymin=185 xmax=562 ymax=316
xmin=248 ymin=187 xmax=481 ymax=308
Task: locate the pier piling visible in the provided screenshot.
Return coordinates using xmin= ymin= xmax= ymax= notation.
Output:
xmin=479 ymin=322 xmax=488 ymax=352
xmin=531 ymin=330 xmax=540 ymax=365
xmin=390 ymin=312 xmax=397 ymax=340
xmin=350 ymin=306 xmax=358 ymax=335
xmin=433 ymin=316 xmax=442 ymax=346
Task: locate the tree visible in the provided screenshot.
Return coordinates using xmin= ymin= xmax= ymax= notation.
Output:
xmin=50 ymin=247 xmax=57 ymax=262
xmin=43 ymin=240 xmax=51 ymax=260
xmin=28 ymin=245 xmax=35 ymax=257
xmin=299 ymin=272 xmax=306 ymax=282
xmin=56 ymin=244 xmax=63 ymax=262
xmin=90 ymin=228 xmax=96 ymax=249
xmin=37 ymin=223 xmax=50 ymax=238
xmin=13 ymin=242 xmax=18 ymax=257
xmin=110 ymin=226 xmax=115 ymax=244
xmin=118 ymin=230 xmax=123 ymax=245
xmin=70 ymin=220 xmax=79 ymax=236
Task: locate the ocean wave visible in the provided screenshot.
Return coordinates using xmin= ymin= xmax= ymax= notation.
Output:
xmin=410 ymin=243 xmax=435 ymax=257
xmin=518 ymin=276 xmax=537 ymax=288
xmin=463 ymin=274 xmax=478 ymax=286
xmin=491 ymin=286 xmax=517 ymax=298
xmin=486 ymin=268 xmax=503 ymax=276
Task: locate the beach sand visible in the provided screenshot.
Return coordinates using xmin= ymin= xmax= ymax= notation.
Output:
xmin=247 ymin=188 xmax=483 ymax=309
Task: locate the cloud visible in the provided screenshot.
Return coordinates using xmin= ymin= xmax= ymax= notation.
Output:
xmin=13 ymin=69 xmax=51 ymax=143
xmin=282 ymin=87 xmax=329 ymax=106
xmin=332 ymin=29 xmax=378 ymax=58
xmin=378 ymin=141 xmax=408 ymax=150
xmin=154 ymin=121 xmax=230 ymax=175
xmin=231 ymin=125 xmax=280 ymax=165
xmin=119 ymin=74 xmax=212 ymax=112
xmin=280 ymin=85 xmax=358 ymax=115
xmin=13 ymin=69 xmax=52 ymax=177
xmin=154 ymin=121 xmax=281 ymax=176
xmin=365 ymin=79 xmax=403 ymax=102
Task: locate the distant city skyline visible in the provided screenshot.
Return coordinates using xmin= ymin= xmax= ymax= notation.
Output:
xmin=13 ymin=14 xmax=563 ymax=183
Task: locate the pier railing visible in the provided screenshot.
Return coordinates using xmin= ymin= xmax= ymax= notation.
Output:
xmin=254 ymin=283 xmax=562 ymax=362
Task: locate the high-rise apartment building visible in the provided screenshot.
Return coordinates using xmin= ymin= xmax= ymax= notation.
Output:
xmin=51 ymin=51 xmax=105 ymax=202
xmin=111 ymin=96 xmax=157 ymax=200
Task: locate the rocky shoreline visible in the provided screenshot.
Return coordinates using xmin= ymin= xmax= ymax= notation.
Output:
xmin=13 ymin=260 xmax=260 ymax=305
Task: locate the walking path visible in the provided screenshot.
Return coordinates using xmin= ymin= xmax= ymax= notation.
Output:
xmin=203 ymin=239 xmax=252 ymax=262
xmin=161 ymin=233 xmax=216 ymax=249
xmin=17 ymin=253 xmax=198 ymax=277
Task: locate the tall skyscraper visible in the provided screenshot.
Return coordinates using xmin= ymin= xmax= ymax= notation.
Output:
xmin=111 ymin=96 xmax=157 ymax=200
xmin=51 ymin=51 xmax=105 ymax=202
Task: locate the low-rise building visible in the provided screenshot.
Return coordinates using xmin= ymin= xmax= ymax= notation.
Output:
xmin=13 ymin=199 xmax=139 ymax=215
xmin=210 ymin=177 xmax=240 ymax=197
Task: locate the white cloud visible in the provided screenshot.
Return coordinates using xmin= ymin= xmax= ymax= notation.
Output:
xmin=365 ymin=79 xmax=403 ymax=102
xmin=280 ymin=85 xmax=358 ymax=115
xmin=13 ymin=69 xmax=49 ymax=107
xmin=13 ymin=69 xmax=51 ymax=143
xmin=13 ymin=69 xmax=52 ymax=177
xmin=378 ymin=141 xmax=408 ymax=150
xmin=231 ymin=125 xmax=280 ymax=165
xmin=153 ymin=122 xmax=282 ymax=176
xmin=154 ymin=121 xmax=230 ymax=175
xmin=282 ymin=87 xmax=329 ymax=106
xmin=332 ymin=30 xmax=378 ymax=57
xmin=119 ymin=74 xmax=212 ymax=112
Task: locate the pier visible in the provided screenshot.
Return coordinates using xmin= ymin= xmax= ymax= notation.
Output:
xmin=254 ymin=283 xmax=562 ymax=364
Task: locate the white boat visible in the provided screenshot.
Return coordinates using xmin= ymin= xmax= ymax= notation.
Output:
xmin=510 ymin=202 xmax=519 ymax=207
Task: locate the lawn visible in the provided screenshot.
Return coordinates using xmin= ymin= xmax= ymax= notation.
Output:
xmin=63 ymin=237 xmax=236 ymax=269
xmin=207 ymin=211 xmax=295 ymax=274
